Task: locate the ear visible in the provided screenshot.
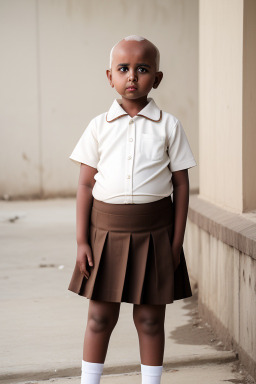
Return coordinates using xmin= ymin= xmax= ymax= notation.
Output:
xmin=106 ymin=69 xmax=114 ymax=88
xmin=153 ymin=71 xmax=163 ymax=89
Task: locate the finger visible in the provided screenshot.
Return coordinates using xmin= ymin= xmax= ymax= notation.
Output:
xmin=79 ymin=263 xmax=89 ymax=279
xmin=82 ymin=270 xmax=89 ymax=279
xmin=86 ymin=249 xmax=94 ymax=267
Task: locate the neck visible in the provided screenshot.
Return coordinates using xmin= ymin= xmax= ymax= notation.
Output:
xmin=120 ymin=97 xmax=149 ymax=117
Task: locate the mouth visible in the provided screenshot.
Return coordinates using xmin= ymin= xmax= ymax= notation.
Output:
xmin=126 ymin=85 xmax=137 ymax=91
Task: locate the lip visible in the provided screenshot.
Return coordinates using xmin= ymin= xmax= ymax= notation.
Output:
xmin=126 ymin=85 xmax=137 ymax=91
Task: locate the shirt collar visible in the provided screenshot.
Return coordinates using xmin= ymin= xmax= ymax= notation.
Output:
xmin=106 ymin=98 xmax=162 ymax=123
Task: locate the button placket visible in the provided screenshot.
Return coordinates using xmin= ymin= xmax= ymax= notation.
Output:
xmin=125 ymin=118 xmax=136 ymax=203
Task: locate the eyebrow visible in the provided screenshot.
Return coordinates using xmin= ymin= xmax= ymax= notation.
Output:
xmin=117 ymin=63 xmax=151 ymax=68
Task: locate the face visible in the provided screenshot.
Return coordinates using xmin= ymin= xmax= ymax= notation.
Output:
xmin=106 ymin=40 xmax=163 ymax=102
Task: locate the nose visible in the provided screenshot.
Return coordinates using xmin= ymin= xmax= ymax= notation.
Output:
xmin=128 ymin=69 xmax=137 ymax=82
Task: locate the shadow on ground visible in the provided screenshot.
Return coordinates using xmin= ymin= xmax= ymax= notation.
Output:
xmin=169 ymin=290 xmax=227 ymax=351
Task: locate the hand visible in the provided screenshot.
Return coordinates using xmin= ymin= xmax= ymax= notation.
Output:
xmin=171 ymin=243 xmax=182 ymax=272
xmin=76 ymin=243 xmax=94 ymax=279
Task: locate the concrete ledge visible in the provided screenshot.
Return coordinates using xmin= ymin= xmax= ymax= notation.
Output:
xmin=188 ymin=195 xmax=256 ymax=259
xmin=186 ymin=195 xmax=256 ymax=380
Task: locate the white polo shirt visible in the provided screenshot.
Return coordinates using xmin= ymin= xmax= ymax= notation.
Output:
xmin=70 ymin=98 xmax=196 ymax=204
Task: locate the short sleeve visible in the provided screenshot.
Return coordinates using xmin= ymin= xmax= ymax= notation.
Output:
xmin=69 ymin=119 xmax=99 ymax=168
xmin=168 ymin=120 xmax=197 ymax=172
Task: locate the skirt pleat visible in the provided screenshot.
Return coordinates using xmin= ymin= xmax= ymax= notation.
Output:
xmin=121 ymin=232 xmax=150 ymax=304
xmin=68 ymin=196 xmax=192 ymax=305
xmin=151 ymin=228 xmax=174 ymax=300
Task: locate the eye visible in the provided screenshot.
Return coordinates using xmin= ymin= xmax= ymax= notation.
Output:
xmin=119 ymin=66 xmax=129 ymax=72
xmin=138 ymin=67 xmax=148 ymax=73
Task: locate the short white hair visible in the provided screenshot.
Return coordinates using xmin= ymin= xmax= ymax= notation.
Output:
xmin=109 ymin=35 xmax=160 ymax=71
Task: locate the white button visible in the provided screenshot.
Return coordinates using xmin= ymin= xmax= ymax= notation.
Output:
xmin=129 ymin=119 xmax=134 ymax=124
xmin=127 ymin=175 xmax=131 ymax=179
xmin=128 ymin=155 xmax=132 ymax=160
xmin=129 ymin=138 xmax=133 ymax=142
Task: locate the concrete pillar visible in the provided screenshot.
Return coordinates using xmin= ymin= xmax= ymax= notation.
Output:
xmin=199 ymin=0 xmax=256 ymax=213
xmin=242 ymin=0 xmax=256 ymax=212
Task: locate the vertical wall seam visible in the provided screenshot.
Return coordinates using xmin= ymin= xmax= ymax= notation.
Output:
xmin=35 ymin=0 xmax=43 ymax=197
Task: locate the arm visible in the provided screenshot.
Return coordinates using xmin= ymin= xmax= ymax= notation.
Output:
xmin=171 ymin=169 xmax=189 ymax=270
xmin=76 ymin=163 xmax=97 ymax=279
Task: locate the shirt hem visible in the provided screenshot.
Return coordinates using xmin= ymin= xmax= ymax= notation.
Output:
xmin=171 ymin=160 xmax=197 ymax=172
xmin=92 ymin=193 xmax=173 ymax=204
xmin=69 ymin=154 xmax=98 ymax=169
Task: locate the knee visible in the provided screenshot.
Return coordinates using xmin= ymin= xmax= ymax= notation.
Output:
xmin=88 ymin=312 xmax=118 ymax=334
xmin=134 ymin=314 xmax=163 ymax=336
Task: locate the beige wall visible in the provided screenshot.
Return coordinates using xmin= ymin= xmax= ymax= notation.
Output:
xmin=0 ymin=1 xmax=41 ymax=197
xmin=0 ymin=0 xmax=199 ymax=198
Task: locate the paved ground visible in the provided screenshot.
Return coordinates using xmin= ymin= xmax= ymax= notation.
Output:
xmin=0 ymin=198 xmax=255 ymax=384
xmin=17 ymin=363 xmax=255 ymax=384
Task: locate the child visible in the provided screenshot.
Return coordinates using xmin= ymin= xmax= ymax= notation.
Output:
xmin=68 ymin=35 xmax=196 ymax=384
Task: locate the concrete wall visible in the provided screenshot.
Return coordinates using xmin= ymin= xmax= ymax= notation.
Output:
xmin=184 ymin=214 xmax=256 ymax=378
xmin=185 ymin=0 xmax=256 ymax=378
xmin=0 ymin=1 xmax=41 ymax=197
xmin=0 ymin=0 xmax=199 ymax=198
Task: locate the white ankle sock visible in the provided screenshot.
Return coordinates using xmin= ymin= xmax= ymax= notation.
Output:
xmin=81 ymin=360 xmax=104 ymax=384
xmin=141 ymin=364 xmax=163 ymax=384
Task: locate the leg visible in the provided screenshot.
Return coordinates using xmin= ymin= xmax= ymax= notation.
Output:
xmin=83 ymin=299 xmax=121 ymax=363
xmin=133 ymin=304 xmax=166 ymax=366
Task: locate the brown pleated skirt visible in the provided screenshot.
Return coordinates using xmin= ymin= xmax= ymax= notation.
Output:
xmin=68 ymin=196 xmax=192 ymax=305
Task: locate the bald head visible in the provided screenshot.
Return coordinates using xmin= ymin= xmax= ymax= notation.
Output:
xmin=109 ymin=35 xmax=160 ymax=71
